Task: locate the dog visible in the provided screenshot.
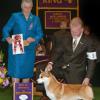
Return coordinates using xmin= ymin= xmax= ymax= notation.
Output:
xmin=37 ymin=70 xmax=94 ymax=100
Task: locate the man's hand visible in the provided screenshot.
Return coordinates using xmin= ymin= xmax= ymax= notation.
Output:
xmin=6 ymin=37 xmax=13 ymax=44
xmin=82 ymin=78 xmax=90 ymax=85
xmin=45 ymin=63 xmax=53 ymax=72
xmin=26 ymin=37 xmax=35 ymax=44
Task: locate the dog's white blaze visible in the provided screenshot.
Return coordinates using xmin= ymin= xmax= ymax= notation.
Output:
xmin=37 ymin=74 xmax=50 ymax=85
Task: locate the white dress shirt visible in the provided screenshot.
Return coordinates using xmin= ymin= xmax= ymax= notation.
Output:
xmin=73 ymin=33 xmax=83 ymax=50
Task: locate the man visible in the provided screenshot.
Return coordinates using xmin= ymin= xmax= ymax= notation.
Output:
xmin=46 ymin=17 xmax=97 ymax=85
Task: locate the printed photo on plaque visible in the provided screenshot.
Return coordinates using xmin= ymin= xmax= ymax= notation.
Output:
xmin=13 ymin=83 xmax=33 ymax=100
xmin=12 ymin=34 xmax=24 ymax=55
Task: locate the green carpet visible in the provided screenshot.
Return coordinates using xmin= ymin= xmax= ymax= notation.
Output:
xmin=93 ymin=87 xmax=100 ymax=100
xmin=0 ymin=87 xmax=100 ymax=100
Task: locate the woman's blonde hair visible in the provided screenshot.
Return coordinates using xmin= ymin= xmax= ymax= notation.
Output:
xmin=21 ymin=0 xmax=33 ymax=9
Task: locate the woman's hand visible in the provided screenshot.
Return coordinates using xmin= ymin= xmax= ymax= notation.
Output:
xmin=6 ymin=37 xmax=13 ymax=44
xmin=26 ymin=37 xmax=35 ymax=44
xmin=23 ymin=40 xmax=29 ymax=46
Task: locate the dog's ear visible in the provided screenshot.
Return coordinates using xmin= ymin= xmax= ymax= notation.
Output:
xmin=45 ymin=71 xmax=51 ymax=77
xmin=45 ymin=70 xmax=50 ymax=74
xmin=40 ymin=70 xmax=43 ymax=73
xmin=45 ymin=68 xmax=51 ymax=73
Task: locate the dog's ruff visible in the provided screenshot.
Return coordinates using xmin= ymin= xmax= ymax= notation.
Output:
xmin=37 ymin=71 xmax=94 ymax=100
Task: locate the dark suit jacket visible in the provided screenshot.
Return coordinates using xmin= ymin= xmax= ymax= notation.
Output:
xmin=51 ymin=30 xmax=96 ymax=84
xmin=51 ymin=29 xmax=67 ymax=65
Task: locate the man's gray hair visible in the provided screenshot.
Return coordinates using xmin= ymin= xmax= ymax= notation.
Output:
xmin=70 ymin=17 xmax=84 ymax=28
xmin=21 ymin=0 xmax=33 ymax=8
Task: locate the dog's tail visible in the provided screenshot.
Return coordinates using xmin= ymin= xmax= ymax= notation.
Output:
xmin=85 ymin=86 xmax=94 ymax=99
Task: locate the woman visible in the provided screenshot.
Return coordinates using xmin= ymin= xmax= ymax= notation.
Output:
xmin=2 ymin=0 xmax=43 ymax=83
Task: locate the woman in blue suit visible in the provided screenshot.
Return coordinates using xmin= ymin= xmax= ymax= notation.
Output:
xmin=2 ymin=0 xmax=43 ymax=83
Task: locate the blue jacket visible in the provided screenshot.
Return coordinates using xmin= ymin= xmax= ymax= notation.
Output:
xmin=2 ymin=12 xmax=43 ymax=78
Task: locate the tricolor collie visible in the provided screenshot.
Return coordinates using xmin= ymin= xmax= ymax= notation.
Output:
xmin=37 ymin=71 xmax=94 ymax=100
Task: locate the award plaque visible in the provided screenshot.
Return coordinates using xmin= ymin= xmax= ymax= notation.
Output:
xmin=13 ymin=82 xmax=33 ymax=100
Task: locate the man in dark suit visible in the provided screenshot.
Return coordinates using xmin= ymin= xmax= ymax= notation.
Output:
xmin=46 ymin=17 xmax=97 ymax=85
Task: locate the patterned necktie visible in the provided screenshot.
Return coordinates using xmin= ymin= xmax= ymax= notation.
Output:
xmin=73 ymin=39 xmax=77 ymax=51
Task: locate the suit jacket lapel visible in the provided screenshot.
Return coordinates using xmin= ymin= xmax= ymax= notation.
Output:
xmin=69 ymin=35 xmax=73 ymax=53
xmin=73 ymin=34 xmax=85 ymax=54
